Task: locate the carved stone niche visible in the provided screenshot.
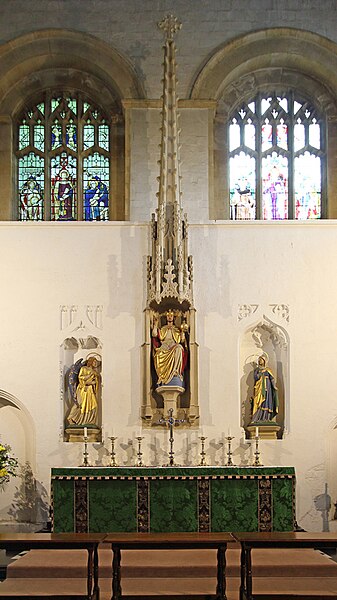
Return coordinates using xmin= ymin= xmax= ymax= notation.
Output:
xmin=240 ymin=317 xmax=288 ymax=440
xmin=61 ymin=336 xmax=102 ymax=442
xmin=141 ymin=301 xmax=199 ymax=428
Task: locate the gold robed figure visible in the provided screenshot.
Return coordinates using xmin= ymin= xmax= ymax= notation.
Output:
xmin=152 ymin=310 xmax=188 ymax=385
xmin=67 ymin=356 xmax=100 ymax=426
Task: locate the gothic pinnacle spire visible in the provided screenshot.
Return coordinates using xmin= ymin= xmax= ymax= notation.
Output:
xmin=142 ymin=16 xmax=199 ymax=426
xmin=147 ymin=15 xmax=193 ymax=310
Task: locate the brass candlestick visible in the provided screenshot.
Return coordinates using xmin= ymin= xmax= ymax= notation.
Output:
xmin=136 ymin=436 xmax=144 ymax=467
xmin=225 ymin=436 xmax=235 ymax=466
xmin=108 ymin=436 xmax=118 ymax=467
xmin=81 ymin=434 xmax=90 ymax=467
xmin=253 ymin=433 xmax=263 ymax=466
xmin=199 ymin=436 xmax=207 ymax=466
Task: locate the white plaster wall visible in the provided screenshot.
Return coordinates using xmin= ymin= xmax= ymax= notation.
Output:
xmin=189 ymin=221 xmax=337 ymax=531
xmin=0 ymin=221 xmax=337 ymax=531
xmin=0 ymin=222 xmax=149 ymax=521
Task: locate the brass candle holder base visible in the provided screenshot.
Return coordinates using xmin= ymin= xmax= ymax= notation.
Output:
xmin=225 ymin=436 xmax=235 ymax=466
xmin=109 ymin=436 xmax=118 ymax=467
xmin=198 ymin=436 xmax=207 ymax=466
xmin=80 ymin=436 xmax=90 ymax=467
xmin=136 ymin=436 xmax=144 ymax=467
xmin=253 ymin=435 xmax=263 ymax=466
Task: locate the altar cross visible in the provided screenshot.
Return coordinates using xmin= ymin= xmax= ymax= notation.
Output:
xmin=158 ymin=407 xmax=185 ymax=466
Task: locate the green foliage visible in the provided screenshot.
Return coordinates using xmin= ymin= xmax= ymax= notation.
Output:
xmin=0 ymin=442 xmax=18 ymax=485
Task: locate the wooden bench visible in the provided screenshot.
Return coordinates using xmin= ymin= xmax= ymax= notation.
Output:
xmin=233 ymin=531 xmax=337 ymax=600
xmin=103 ymin=532 xmax=233 ymax=600
xmin=0 ymin=532 xmax=105 ymax=599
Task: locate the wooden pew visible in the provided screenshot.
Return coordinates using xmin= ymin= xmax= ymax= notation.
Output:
xmin=103 ymin=531 xmax=233 ymax=600
xmin=0 ymin=532 xmax=105 ymax=599
xmin=232 ymin=531 xmax=337 ymax=600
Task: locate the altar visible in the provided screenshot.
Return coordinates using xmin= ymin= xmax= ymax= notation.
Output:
xmin=51 ymin=466 xmax=295 ymax=534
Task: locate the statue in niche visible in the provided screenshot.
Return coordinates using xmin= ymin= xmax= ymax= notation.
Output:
xmin=67 ymin=354 xmax=101 ymax=426
xmin=152 ymin=309 xmax=188 ymax=387
xmin=251 ymin=354 xmax=279 ymax=423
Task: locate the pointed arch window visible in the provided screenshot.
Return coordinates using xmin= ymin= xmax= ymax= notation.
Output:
xmin=17 ymin=93 xmax=111 ymax=221
xmin=228 ymin=93 xmax=326 ymax=220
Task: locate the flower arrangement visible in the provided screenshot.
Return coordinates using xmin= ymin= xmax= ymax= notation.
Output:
xmin=0 ymin=443 xmax=18 ymax=485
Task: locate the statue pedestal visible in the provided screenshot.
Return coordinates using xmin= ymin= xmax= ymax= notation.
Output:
xmin=156 ymin=382 xmax=184 ymax=418
xmin=65 ymin=425 xmax=101 ymax=443
xmin=247 ymin=422 xmax=281 ymax=440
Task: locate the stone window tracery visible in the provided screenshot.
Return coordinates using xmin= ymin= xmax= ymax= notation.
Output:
xmin=16 ymin=92 xmax=113 ymax=221
xmin=228 ymin=92 xmax=326 ymax=220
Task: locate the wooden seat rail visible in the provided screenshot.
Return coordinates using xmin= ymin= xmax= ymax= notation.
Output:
xmin=0 ymin=532 xmax=105 ymax=600
xmin=104 ymin=532 xmax=234 ymax=600
xmin=232 ymin=532 xmax=337 ymax=600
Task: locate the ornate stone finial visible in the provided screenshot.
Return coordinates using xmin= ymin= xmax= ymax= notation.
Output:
xmin=158 ymin=14 xmax=182 ymax=41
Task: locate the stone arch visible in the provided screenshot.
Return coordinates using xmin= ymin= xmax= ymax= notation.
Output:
xmin=0 ymin=389 xmax=37 ymax=522
xmin=0 ymin=29 xmax=145 ymax=220
xmin=191 ymin=28 xmax=337 ymax=105
xmin=190 ymin=28 xmax=337 ymax=219
xmin=0 ymin=29 xmax=145 ymax=115
xmin=0 ymin=389 xmax=36 ymax=468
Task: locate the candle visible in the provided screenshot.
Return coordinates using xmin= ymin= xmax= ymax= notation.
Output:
xmin=255 ymin=426 xmax=259 ymax=438
xmin=84 ymin=427 xmax=88 ymax=438
xmin=228 ymin=427 xmax=231 ymax=438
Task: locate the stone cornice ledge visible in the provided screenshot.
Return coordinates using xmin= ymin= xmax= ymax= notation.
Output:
xmin=188 ymin=219 xmax=337 ymax=228
xmin=1 ymin=220 xmax=337 ymax=229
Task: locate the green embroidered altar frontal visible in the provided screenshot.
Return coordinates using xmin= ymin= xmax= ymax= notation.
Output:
xmin=51 ymin=466 xmax=295 ymax=534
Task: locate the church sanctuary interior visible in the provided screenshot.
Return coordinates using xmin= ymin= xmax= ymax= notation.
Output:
xmin=3 ymin=0 xmax=337 ymax=598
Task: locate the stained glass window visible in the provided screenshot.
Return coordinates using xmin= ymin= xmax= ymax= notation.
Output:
xmin=16 ymin=93 xmax=111 ymax=221
xmin=98 ymin=125 xmax=109 ymax=151
xmin=83 ymin=154 xmax=109 ymax=221
xmin=228 ymin=93 xmax=325 ymax=220
xmin=295 ymin=153 xmax=321 ymax=219
xmin=19 ymin=124 xmax=29 ymax=150
xmin=19 ymin=154 xmax=44 ymax=221
xmin=230 ymin=153 xmax=256 ymax=219
xmin=262 ymin=153 xmax=288 ymax=219
xmin=34 ymin=124 xmax=44 ymax=152
xmin=51 ymin=153 xmax=77 ymax=220
xmin=84 ymin=124 xmax=95 ymax=150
